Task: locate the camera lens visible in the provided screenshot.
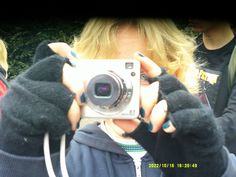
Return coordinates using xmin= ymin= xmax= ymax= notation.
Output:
xmin=95 ymin=83 xmax=111 ymax=96
xmin=86 ymin=72 xmax=124 ymax=107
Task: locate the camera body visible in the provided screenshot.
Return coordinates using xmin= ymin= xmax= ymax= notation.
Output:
xmin=73 ymin=59 xmax=140 ymax=119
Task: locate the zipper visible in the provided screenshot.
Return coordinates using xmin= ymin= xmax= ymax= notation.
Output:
xmin=133 ymin=158 xmax=142 ymax=177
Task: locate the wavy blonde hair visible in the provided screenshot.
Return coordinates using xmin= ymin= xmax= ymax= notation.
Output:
xmin=72 ymin=18 xmax=199 ymax=93
xmin=0 ymin=39 xmax=8 ymax=72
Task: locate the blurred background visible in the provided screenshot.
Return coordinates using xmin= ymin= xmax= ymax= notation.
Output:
xmin=0 ymin=18 xmax=87 ymax=80
xmin=0 ymin=18 xmax=234 ymax=81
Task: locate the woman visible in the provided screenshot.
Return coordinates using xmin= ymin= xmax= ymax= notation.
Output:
xmin=0 ymin=18 xmax=235 ymax=177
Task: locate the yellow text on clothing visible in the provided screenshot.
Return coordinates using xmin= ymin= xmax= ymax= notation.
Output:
xmin=199 ymin=70 xmax=219 ymax=85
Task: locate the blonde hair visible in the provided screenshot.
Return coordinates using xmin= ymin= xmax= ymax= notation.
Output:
xmin=0 ymin=39 xmax=8 ymax=72
xmin=72 ymin=18 xmax=199 ymax=93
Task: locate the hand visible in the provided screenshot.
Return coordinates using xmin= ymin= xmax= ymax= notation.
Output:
xmin=47 ymin=42 xmax=85 ymax=130
xmin=0 ymin=41 xmax=86 ymax=156
xmin=123 ymin=53 xmax=227 ymax=177
xmin=46 ymin=42 xmax=85 ymax=130
xmin=62 ymin=63 xmax=85 ymax=130
xmin=114 ymin=52 xmax=167 ymax=132
xmin=30 ymin=41 xmax=85 ymax=131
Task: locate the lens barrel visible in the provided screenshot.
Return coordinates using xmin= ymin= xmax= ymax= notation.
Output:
xmin=86 ymin=72 xmax=125 ymax=107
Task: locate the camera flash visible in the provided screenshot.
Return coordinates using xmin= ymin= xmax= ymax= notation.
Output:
xmin=125 ymin=62 xmax=134 ymax=69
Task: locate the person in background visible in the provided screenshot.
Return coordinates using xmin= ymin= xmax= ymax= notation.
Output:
xmin=189 ymin=19 xmax=236 ymax=154
xmin=0 ymin=39 xmax=8 ymax=97
xmin=0 ymin=18 xmax=235 ymax=177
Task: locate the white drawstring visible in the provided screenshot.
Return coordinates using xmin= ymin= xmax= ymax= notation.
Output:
xmin=44 ymin=132 xmax=56 ymax=177
xmin=44 ymin=132 xmax=69 ymax=177
xmin=60 ymin=134 xmax=69 ymax=177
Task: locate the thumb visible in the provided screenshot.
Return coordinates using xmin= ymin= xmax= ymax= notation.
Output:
xmin=148 ymin=100 xmax=168 ymax=133
xmin=68 ymin=100 xmax=81 ymax=131
xmin=140 ymin=81 xmax=159 ymax=118
xmin=63 ymin=63 xmax=85 ymax=106
xmin=134 ymin=51 xmax=162 ymax=78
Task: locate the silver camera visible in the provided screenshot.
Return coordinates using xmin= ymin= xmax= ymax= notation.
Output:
xmin=73 ymin=59 xmax=140 ymax=119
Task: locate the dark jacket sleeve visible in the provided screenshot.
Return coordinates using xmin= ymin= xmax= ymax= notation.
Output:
xmin=217 ymin=77 xmax=236 ymax=154
xmin=0 ymin=42 xmax=75 ymax=156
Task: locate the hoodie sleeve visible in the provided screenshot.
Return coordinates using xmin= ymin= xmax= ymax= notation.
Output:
xmin=0 ymin=47 xmax=75 ymax=156
xmin=217 ymin=78 xmax=236 ymax=153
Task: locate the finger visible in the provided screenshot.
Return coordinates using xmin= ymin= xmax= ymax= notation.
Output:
xmin=48 ymin=42 xmax=80 ymax=61
xmin=134 ymin=51 xmax=162 ymax=78
xmin=68 ymin=100 xmax=81 ymax=130
xmin=113 ymin=119 xmax=141 ymax=133
xmin=140 ymin=81 xmax=159 ymax=118
xmin=48 ymin=42 xmax=72 ymax=58
xmin=148 ymin=100 xmax=168 ymax=133
xmin=68 ymin=50 xmax=80 ymax=60
xmin=162 ymin=120 xmax=176 ymax=133
xmin=62 ymin=63 xmax=85 ymax=106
